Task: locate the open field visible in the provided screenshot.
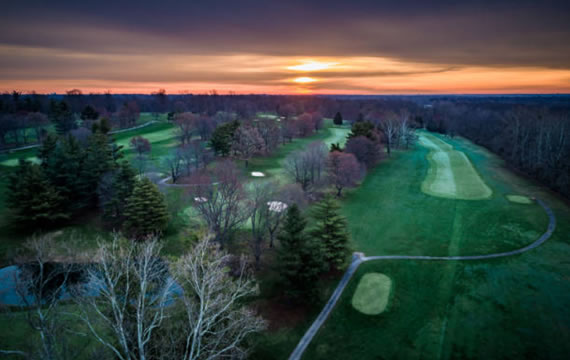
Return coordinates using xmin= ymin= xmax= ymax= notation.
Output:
xmin=302 ymin=133 xmax=570 ymax=360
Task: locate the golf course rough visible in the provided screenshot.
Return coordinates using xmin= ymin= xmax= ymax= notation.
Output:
xmin=419 ymin=133 xmax=492 ymax=200
xmin=351 ymin=273 xmax=392 ymax=315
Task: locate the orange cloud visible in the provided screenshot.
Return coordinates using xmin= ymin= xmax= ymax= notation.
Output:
xmin=1 ymin=47 xmax=568 ymax=94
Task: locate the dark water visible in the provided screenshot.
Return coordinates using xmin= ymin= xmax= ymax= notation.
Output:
xmin=0 ymin=263 xmax=182 ymax=306
xmin=0 ymin=263 xmax=97 ymax=306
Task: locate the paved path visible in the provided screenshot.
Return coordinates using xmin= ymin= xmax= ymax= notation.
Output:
xmin=289 ymin=199 xmax=556 ymax=360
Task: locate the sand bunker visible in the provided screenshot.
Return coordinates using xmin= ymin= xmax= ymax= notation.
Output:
xmin=251 ymin=172 xmax=265 ymax=177
xmin=351 ymin=273 xmax=392 ymax=315
xmin=506 ymin=195 xmax=533 ymax=204
xmin=267 ymin=201 xmax=288 ymax=213
xmin=194 ymin=197 xmax=208 ymax=203
xmin=419 ymin=134 xmax=492 ymax=200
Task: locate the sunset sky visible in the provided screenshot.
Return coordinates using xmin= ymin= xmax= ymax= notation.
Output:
xmin=1 ymin=0 xmax=569 ymax=94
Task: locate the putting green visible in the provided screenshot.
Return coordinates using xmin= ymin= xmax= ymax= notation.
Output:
xmin=351 ymin=273 xmax=391 ymax=315
xmin=419 ymin=133 xmax=492 ymax=200
xmin=506 ymin=194 xmax=533 ymax=204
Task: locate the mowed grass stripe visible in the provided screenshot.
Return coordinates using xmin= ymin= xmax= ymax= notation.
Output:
xmin=419 ymin=133 xmax=491 ymax=200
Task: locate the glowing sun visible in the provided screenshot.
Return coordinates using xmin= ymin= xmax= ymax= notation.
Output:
xmin=293 ymin=77 xmax=317 ymax=83
xmin=288 ymin=61 xmax=337 ymax=71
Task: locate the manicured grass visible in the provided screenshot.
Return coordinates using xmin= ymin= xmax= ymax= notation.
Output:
xmin=506 ymin=194 xmax=533 ymax=204
xmin=247 ymin=119 xmax=350 ymax=182
xmin=419 ymin=133 xmax=492 ymax=200
xmin=304 ymin=133 xmax=570 ymax=360
xmin=340 ymin=135 xmax=547 ymax=257
xmin=351 ymin=273 xmax=391 ymax=315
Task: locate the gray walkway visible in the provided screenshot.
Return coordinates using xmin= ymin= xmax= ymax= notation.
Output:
xmin=288 ymin=199 xmax=556 ymax=360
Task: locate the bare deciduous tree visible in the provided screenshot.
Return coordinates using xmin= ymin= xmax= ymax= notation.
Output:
xmin=328 ymin=151 xmax=363 ymax=196
xmin=255 ymin=118 xmax=280 ymax=153
xmin=380 ymin=112 xmax=399 ymax=156
xmin=397 ymin=110 xmax=418 ymax=149
xmin=231 ymin=123 xmax=264 ymax=167
xmin=284 ymin=141 xmax=328 ymax=191
xmin=249 ymin=182 xmax=273 ymax=268
xmin=2 ymin=236 xmax=87 ymax=360
xmin=169 ymin=236 xmax=267 ymax=360
xmin=174 ymin=112 xmax=197 ymax=146
xmin=189 ymin=160 xmax=251 ymax=245
xmin=163 ymin=148 xmax=184 ymax=183
xmin=76 ymin=237 xmax=175 ymax=360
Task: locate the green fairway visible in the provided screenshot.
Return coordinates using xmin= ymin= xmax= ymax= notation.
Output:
xmin=115 ymin=126 xmax=177 ymax=149
xmin=247 ymin=120 xmax=350 ymax=181
xmin=302 ymin=133 xmax=570 ymax=360
xmin=419 ymin=133 xmax=492 ymax=200
xmin=351 ymin=273 xmax=391 ymax=315
xmin=340 ymin=134 xmax=547 ymax=257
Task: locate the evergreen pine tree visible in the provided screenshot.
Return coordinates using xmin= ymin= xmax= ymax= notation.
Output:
xmin=38 ymin=133 xmax=58 ymax=166
xmin=44 ymin=135 xmax=87 ymax=213
xmin=310 ymin=195 xmax=351 ymax=271
xmin=210 ymin=120 xmax=239 ymax=156
xmin=123 ymin=178 xmax=169 ymax=240
xmin=49 ymin=100 xmax=76 ymax=135
xmin=348 ymin=121 xmax=375 ymax=140
xmin=330 ymin=142 xmax=343 ymax=152
xmin=333 ymin=112 xmax=343 ymax=125
xmin=6 ymin=160 xmax=69 ymax=226
xmin=80 ymin=105 xmax=99 ymax=121
xmin=100 ymin=161 xmax=137 ymax=225
xmin=277 ymin=204 xmax=325 ymax=301
xmin=81 ymin=131 xmax=117 ymax=206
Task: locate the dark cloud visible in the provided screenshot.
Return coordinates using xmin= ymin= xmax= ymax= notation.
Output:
xmin=1 ymin=1 xmax=569 ymax=93
xmin=1 ymin=0 xmax=569 ymax=67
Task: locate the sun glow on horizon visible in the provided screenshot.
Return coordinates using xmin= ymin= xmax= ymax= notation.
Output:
xmin=288 ymin=61 xmax=338 ymax=71
xmin=293 ymin=76 xmax=317 ymax=83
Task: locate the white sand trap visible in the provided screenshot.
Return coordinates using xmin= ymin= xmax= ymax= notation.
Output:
xmin=194 ymin=197 xmax=208 ymax=203
xmin=352 ymin=273 xmax=392 ymax=315
xmin=506 ymin=195 xmax=533 ymax=204
xmin=251 ymin=171 xmax=265 ymax=177
xmin=419 ymin=134 xmax=492 ymax=200
xmin=267 ymin=201 xmax=288 ymax=213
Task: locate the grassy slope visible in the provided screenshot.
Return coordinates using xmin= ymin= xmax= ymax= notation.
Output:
xmin=304 ymin=134 xmax=570 ymax=360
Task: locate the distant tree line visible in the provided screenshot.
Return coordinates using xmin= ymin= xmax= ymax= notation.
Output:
xmin=421 ymin=101 xmax=570 ymax=198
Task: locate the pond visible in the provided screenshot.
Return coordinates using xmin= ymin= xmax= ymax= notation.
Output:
xmin=0 ymin=263 xmax=182 ymax=307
